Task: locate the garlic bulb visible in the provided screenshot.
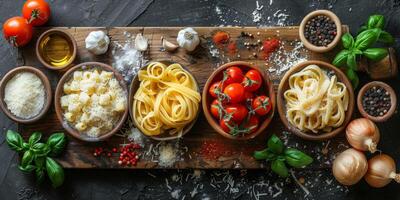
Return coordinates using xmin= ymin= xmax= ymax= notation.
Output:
xmin=135 ymin=33 xmax=148 ymax=51
xmin=85 ymin=31 xmax=110 ymax=55
xmin=332 ymin=148 xmax=368 ymax=186
xmin=176 ymin=27 xmax=200 ymax=51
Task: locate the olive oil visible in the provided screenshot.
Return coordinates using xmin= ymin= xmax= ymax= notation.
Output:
xmin=39 ymin=33 xmax=73 ymax=67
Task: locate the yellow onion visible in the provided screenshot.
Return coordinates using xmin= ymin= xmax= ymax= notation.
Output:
xmin=346 ymin=118 xmax=380 ymax=153
xmin=332 ymin=148 xmax=368 ymax=186
xmin=364 ymin=154 xmax=400 ymax=188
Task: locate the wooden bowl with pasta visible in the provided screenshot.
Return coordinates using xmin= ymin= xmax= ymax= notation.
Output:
xmin=129 ymin=60 xmax=201 ymax=141
xmin=55 ymin=62 xmax=129 ymax=142
xmin=277 ymin=60 xmax=355 ymax=140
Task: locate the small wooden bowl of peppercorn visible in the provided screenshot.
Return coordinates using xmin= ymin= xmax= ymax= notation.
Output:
xmin=357 ymin=81 xmax=397 ymax=122
xmin=299 ymin=10 xmax=342 ymax=53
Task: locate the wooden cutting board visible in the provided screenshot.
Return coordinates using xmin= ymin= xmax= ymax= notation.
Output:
xmin=18 ymin=26 xmax=349 ymax=169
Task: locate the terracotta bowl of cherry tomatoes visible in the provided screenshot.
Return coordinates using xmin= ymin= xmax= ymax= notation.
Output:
xmin=202 ymin=61 xmax=275 ymax=140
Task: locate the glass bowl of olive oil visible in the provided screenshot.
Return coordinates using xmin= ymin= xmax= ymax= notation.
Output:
xmin=36 ymin=29 xmax=77 ymax=70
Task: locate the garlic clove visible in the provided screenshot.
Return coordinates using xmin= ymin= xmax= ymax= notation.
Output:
xmin=162 ymin=37 xmax=179 ymax=52
xmin=135 ymin=33 xmax=148 ymax=51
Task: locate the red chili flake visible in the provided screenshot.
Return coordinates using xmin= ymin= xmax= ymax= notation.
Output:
xmin=262 ymin=38 xmax=280 ymax=58
xmin=213 ymin=31 xmax=230 ymax=45
xmin=227 ymin=41 xmax=237 ymax=55
xmin=200 ymin=141 xmax=232 ymax=160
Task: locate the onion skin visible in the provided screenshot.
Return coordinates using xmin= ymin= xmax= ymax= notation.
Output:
xmin=346 ymin=118 xmax=380 ymax=153
xmin=365 ymin=154 xmax=400 ymax=188
xmin=332 ymin=148 xmax=368 ymax=186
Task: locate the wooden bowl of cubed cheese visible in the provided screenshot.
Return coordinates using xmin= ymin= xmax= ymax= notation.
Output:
xmin=55 ymin=62 xmax=129 ymax=142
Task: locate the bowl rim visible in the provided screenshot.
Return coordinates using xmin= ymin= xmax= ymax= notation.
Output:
xmin=0 ymin=66 xmax=52 ymax=124
xmin=202 ymin=61 xmax=276 ymax=140
xmin=357 ymin=81 xmax=397 ymax=122
xmin=299 ymin=9 xmax=342 ymax=53
xmin=129 ymin=60 xmax=201 ymax=141
xmin=277 ymin=60 xmax=355 ymax=140
xmin=35 ymin=28 xmax=77 ymax=71
xmin=54 ymin=62 xmax=128 ymax=142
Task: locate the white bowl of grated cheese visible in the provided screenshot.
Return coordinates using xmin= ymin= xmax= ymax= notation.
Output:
xmin=0 ymin=66 xmax=52 ymax=123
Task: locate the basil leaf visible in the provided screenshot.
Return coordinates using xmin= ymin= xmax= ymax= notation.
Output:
xmin=46 ymin=157 xmax=64 ymax=188
xmin=254 ymin=148 xmax=270 ymax=160
xmin=346 ymin=52 xmax=357 ymax=70
xmin=6 ymin=130 xmax=24 ymax=152
xmin=28 ymin=132 xmax=42 ymax=147
xmin=341 ymin=33 xmax=354 ymax=49
xmin=284 ymin=148 xmax=313 ymax=168
xmin=267 ymin=134 xmax=284 ymax=154
xmin=47 ymin=133 xmax=67 ymax=157
xmin=332 ymin=50 xmax=349 ymax=67
xmin=363 ymin=48 xmax=388 ymax=61
xmin=346 ymin=69 xmax=359 ymax=89
xmin=21 ymin=150 xmax=35 ymax=168
xmin=19 ymin=164 xmax=35 ymax=173
xmin=354 ymin=29 xmax=381 ymax=50
xmin=36 ymin=168 xmax=45 ymax=184
xmin=367 ymin=15 xmax=385 ymax=29
xmin=271 ymin=160 xmax=289 ymax=177
xmin=378 ymin=31 xmax=395 ymax=44
xmin=31 ymin=143 xmax=50 ymax=157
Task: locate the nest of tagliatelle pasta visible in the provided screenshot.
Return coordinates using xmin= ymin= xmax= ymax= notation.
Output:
xmin=283 ymin=64 xmax=350 ymax=133
xmin=131 ymin=61 xmax=201 ymax=138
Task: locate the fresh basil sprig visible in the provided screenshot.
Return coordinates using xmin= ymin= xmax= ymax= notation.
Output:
xmin=6 ymin=130 xmax=67 ymax=188
xmin=253 ymin=134 xmax=313 ymax=177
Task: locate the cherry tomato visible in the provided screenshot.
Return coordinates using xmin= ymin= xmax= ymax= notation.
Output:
xmin=223 ymin=83 xmax=245 ymax=103
xmin=210 ymin=99 xmax=222 ymax=119
xmin=3 ymin=17 xmax=33 ymax=47
xmin=223 ymin=66 xmax=244 ymax=85
xmin=22 ymin=0 xmax=51 ymax=26
xmin=252 ymin=95 xmax=272 ymax=116
xmin=209 ymin=81 xmax=222 ymax=98
xmin=225 ymin=104 xmax=248 ymax=123
xmin=242 ymin=69 xmax=262 ymax=92
xmin=244 ymin=116 xmax=259 ymax=133
xmin=220 ymin=118 xmax=234 ymax=133
xmin=243 ymin=91 xmax=254 ymax=102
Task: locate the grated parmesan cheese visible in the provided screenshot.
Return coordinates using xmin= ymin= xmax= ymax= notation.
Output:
xmin=158 ymin=143 xmax=178 ymax=167
xmin=4 ymin=72 xmax=45 ymax=119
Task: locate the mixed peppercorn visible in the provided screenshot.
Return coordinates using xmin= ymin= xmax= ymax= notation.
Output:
xmin=362 ymin=86 xmax=391 ymax=117
xmin=304 ymin=15 xmax=337 ymax=46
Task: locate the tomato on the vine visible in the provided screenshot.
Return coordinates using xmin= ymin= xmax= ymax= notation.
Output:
xmin=225 ymin=104 xmax=248 ymax=123
xmin=252 ymin=95 xmax=272 ymax=116
xmin=242 ymin=69 xmax=262 ymax=92
xmin=209 ymin=81 xmax=222 ymax=98
xmin=22 ymin=0 xmax=51 ymax=26
xmin=244 ymin=116 xmax=259 ymax=133
xmin=223 ymin=83 xmax=245 ymax=103
xmin=224 ymin=66 xmax=243 ymax=85
xmin=220 ymin=118 xmax=234 ymax=133
xmin=3 ymin=17 xmax=33 ymax=47
xmin=210 ymin=99 xmax=222 ymax=119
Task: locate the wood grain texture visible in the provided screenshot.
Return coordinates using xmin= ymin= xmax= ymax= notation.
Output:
xmin=19 ymin=26 xmax=349 ymax=169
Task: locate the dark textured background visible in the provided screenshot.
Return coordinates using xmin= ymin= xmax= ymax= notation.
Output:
xmin=1 ymin=0 xmax=400 ymax=199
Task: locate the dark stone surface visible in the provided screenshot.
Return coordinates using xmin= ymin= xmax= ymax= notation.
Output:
xmin=0 ymin=0 xmax=400 ymax=199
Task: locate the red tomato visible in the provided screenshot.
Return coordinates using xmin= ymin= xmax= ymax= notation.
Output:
xmin=252 ymin=95 xmax=272 ymax=116
xmin=242 ymin=69 xmax=262 ymax=92
xmin=210 ymin=99 xmax=222 ymax=119
xmin=223 ymin=83 xmax=245 ymax=103
xmin=22 ymin=0 xmax=51 ymax=26
xmin=223 ymin=66 xmax=244 ymax=85
xmin=209 ymin=81 xmax=222 ymax=98
xmin=244 ymin=116 xmax=259 ymax=133
xmin=220 ymin=118 xmax=234 ymax=133
xmin=3 ymin=17 xmax=33 ymax=47
xmin=225 ymin=104 xmax=248 ymax=123
xmin=243 ymin=91 xmax=254 ymax=102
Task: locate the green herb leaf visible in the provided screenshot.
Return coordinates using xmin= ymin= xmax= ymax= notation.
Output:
xmin=35 ymin=168 xmax=45 ymax=184
xmin=363 ymin=48 xmax=388 ymax=61
xmin=367 ymin=15 xmax=385 ymax=29
xmin=18 ymin=164 xmax=36 ymax=173
xmin=284 ymin=148 xmax=313 ymax=168
xmin=271 ymin=160 xmax=289 ymax=177
xmin=346 ymin=69 xmax=359 ymax=88
xmin=6 ymin=130 xmax=24 ymax=152
xmin=354 ymin=28 xmax=381 ymax=50
xmin=346 ymin=52 xmax=357 ymax=70
xmin=341 ymin=33 xmax=354 ymax=49
xmin=253 ymin=148 xmax=277 ymax=161
xmin=28 ymin=132 xmax=42 ymax=147
xmin=332 ymin=50 xmax=349 ymax=67
xmin=21 ymin=150 xmax=35 ymax=168
xmin=46 ymin=157 xmax=64 ymax=188
xmin=31 ymin=143 xmax=50 ymax=157
xmin=358 ymin=25 xmax=368 ymax=34
xmin=47 ymin=133 xmax=67 ymax=157
xmin=378 ymin=31 xmax=395 ymax=44
xmin=267 ymin=134 xmax=284 ymax=154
